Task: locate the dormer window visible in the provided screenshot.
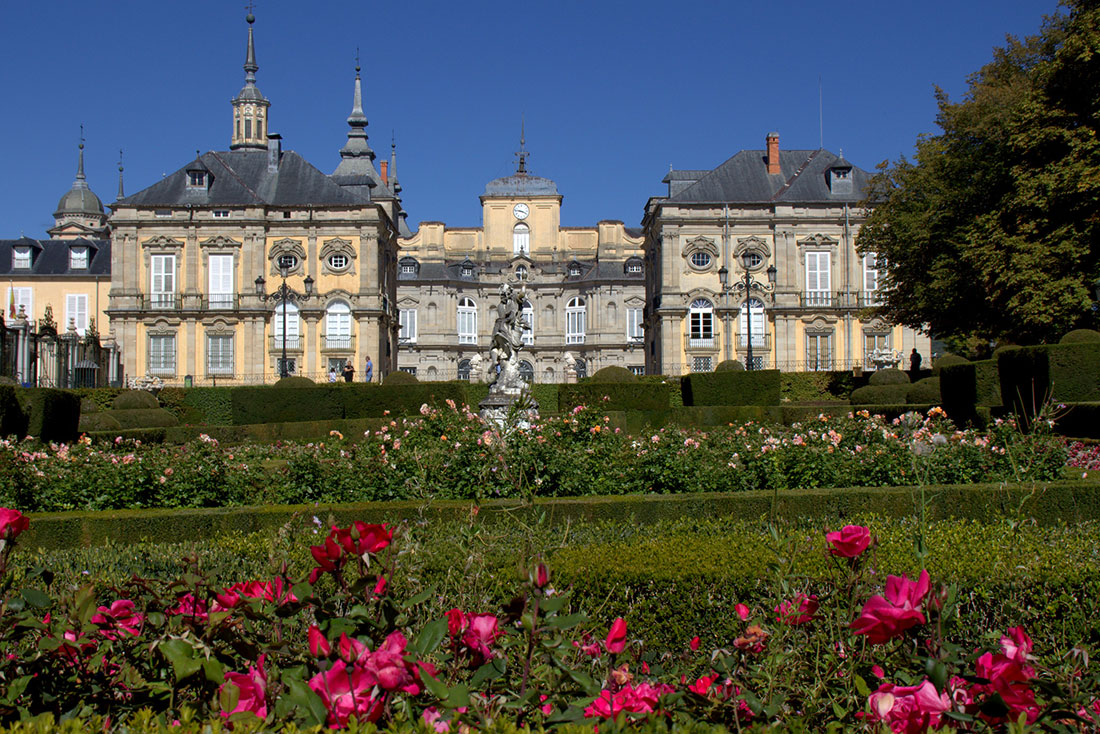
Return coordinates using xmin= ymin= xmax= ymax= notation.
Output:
xmin=188 ymin=171 xmax=207 ymax=187
xmin=12 ymin=246 xmax=30 ymax=269
xmin=568 ymin=263 xmax=582 ymax=277
xmin=461 ymin=265 xmax=474 ymax=278
xmin=213 ymin=210 xmax=231 ymax=219
xmin=828 ymin=161 xmax=853 ymax=195
xmin=625 ymin=259 xmax=643 ymax=275
xmin=399 ymin=257 xmax=419 ymax=277
xmin=69 ymin=247 xmax=88 ymax=270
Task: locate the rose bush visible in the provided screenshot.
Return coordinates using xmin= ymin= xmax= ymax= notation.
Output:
xmin=2 ymin=505 xmax=1099 ymax=731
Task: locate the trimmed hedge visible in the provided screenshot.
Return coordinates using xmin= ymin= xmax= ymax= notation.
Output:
xmin=680 ymin=369 xmax=781 ymax=406
xmin=779 ymin=371 xmax=857 ymax=403
xmin=849 ymin=383 xmax=909 ymax=405
xmin=941 ymin=360 xmax=1001 ymax=428
xmin=230 ymin=385 xmax=344 ymax=425
xmin=1054 ymin=402 xmax=1100 ymax=439
xmin=112 ymin=390 xmax=160 ymax=410
xmin=557 ymin=383 xmax=669 ymax=412
xmin=383 ymin=370 xmax=418 ymax=385
xmin=715 ymin=359 xmax=745 ymax=371
xmin=18 ymin=388 xmax=80 ymax=443
xmin=107 ymin=408 xmax=180 ymax=429
xmin=932 ymin=352 xmax=969 ymax=375
xmin=77 ymin=412 xmax=122 ymax=433
xmin=0 ymin=384 xmax=27 ymax=437
xmin=1059 ymin=328 xmax=1100 ymax=344
xmin=905 ymin=376 xmax=941 ymax=404
xmin=18 ymin=478 xmax=1100 ymax=550
xmin=998 ymin=342 xmax=1100 ymax=420
xmin=587 ymin=365 xmax=637 ymax=382
xmin=868 ymin=368 xmax=910 ymax=386
xmin=339 ymin=382 xmax=470 ymax=418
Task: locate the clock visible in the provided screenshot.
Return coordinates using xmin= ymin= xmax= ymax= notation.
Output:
xmin=513 ymin=203 xmax=530 ymax=220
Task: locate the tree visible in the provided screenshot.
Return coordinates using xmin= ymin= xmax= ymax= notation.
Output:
xmin=857 ymin=1 xmax=1100 ymax=350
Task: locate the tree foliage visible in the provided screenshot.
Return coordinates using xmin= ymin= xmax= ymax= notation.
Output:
xmin=857 ymin=0 xmax=1100 ymax=349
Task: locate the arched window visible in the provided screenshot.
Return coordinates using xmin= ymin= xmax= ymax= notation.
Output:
xmin=457 ymin=297 xmax=477 ymax=344
xmin=574 ymin=358 xmax=587 ymax=379
xmin=519 ymin=360 xmax=534 ymax=383
xmin=273 ymin=302 xmax=300 ymax=349
xmin=325 ymin=301 xmax=352 ymax=350
xmin=739 ymin=298 xmax=766 ymax=347
xmin=689 ymin=298 xmax=714 ymax=346
xmin=521 ymin=299 xmax=534 ymax=345
xmin=566 ymin=297 xmax=586 ymax=344
xmin=513 ymin=223 xmax=530 ymax=256
xmin=457 ymin=359 xmax=472 ymax=381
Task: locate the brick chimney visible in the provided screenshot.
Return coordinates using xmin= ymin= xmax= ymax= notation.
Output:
xmin=766 ymin=132 xmax=780 ymax=175
xmin=380 ymin=161 xmax=388 ymax=184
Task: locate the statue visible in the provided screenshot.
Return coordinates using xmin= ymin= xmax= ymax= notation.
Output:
xmin=479 ymin=281 xmax=538 ymax=427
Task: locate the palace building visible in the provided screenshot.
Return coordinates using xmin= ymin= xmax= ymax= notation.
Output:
xmin=106 ymin=13 xmax=403 ymax=384
xmin=642 ymin=132 xmax=929 ymax=375
xmin=395 ymin=140 xmax=646 ymax=382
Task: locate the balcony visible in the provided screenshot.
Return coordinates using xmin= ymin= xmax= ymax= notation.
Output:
xmin=566 ymin=334 xmax=586 ymax=345
xmin=270 ymin=335 xmax=302 ymax=351
xmin=145 ymin=293 xmax=181 ymax=310
xmin=323 ymin=335 xmax=354 ymax=351
xmin=737 ymin=333 xmax=772 ymax=349
xmin=859 ymin=290 xmax=883 ymax=307
xmin=686 ymin=336 xmax=717 ymax=349
xmin=801 ymin=291 xmax=833 ymax=308
xmin=204 ymin=293 xmax=239 ymax=310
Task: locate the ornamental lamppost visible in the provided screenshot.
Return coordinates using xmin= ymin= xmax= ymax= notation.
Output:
xmin=718 ymin=253 xmax=777 ymax=371
xmin=255 ymin=260 xmax=314 ymax=379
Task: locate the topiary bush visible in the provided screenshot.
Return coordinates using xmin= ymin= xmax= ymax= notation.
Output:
xmin=18 ymin=388 xmax=80 ymax=442
xmin=383 ymin=371 xmax=419 ymax=385
xmin=905 ymin=376 xmax=941 ymax=404
xmin=850 ymin=384 xmax=910 ymax=405
xmin=932 ymin=352 xmax=970 ymax=375
xmin=0 ymin=384 xmax=28 ymax=438
xmin=78 ymin=412 xmax=122 ymax=433
xmin=587 ymin=366 xmax=637 ymax=382
xmin=715 ymin=360 xmax=745 ymax=372
xmin=680 ymin=370 xmax=781 ymax=406
xmin=558 ymin=383 xmax=669 ymax=412
xmin=868 ymin=368 xmax=911 ymax=386
xmin=112 ymin=390 xmax=160 ymax=410
xmin=108 ymin=408 xmax=180 ymax=430
xmin=1059 ymin=328 xmax=1100 ymax=344
xmin=273 ymin=375 xmax=317 ymax=388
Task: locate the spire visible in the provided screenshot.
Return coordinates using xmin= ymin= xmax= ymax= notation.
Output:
xmin=117 ymin=149 xmax=124 ymax=200
xmin=515 ymin=117 xmax=529 ymax=174
xmin=390 ymin=132 xmax=401 ymax=194
xmin=337 ymin=54 xmax=375 ymax=164
xmin=230 ymin=6 xmax=270 ymax=150
xmin=74 ymin=125 xmax=89 ymax=190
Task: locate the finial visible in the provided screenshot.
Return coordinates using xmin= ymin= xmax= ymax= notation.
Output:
xmin=515 ymin=116 xmax=529 ymax=174
xmin=245 ymin=0 xmax=255 ymax=23
xmin=355 ymin=47 xmax=360 ymax=74
xmin=118 ymin=149 xmax=125 ymax=199
xmin=75 ymin=125 xmax=87 ymax=183
xmin=244 ymin=5 xmax=258 ymax=80
xmin=390 ymin=131 xmax=401 ymax=194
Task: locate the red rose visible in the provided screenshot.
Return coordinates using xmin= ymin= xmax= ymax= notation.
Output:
xmin=825 ymin=525 xmax=871 ymax=557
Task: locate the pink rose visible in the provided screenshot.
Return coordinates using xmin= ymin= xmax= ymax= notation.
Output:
xmin=308 ymin=625 xmax=331 ymax=657
xmin=91 ymin=599 xmax=144 ymax=640
xmin=605 ymin=617 xmax=628 ymax=654
xmin=850 ymin=570 xmax=930 ymax=644
xmin=825 ymin=525 xmax=871 ymax=557
xmin=734 ymin=603 xmax=751 ymax=621
xmin=366 ymin=631 xmax=413 ymax=692
xmin=445 ymin=608 xmax=467 ymax=638
xmin=1000 ymin=626 xmax=1033 ymax=665
xmin=861 ymin=679 xmax=950 ymax=733
xmin=220 ymin=655 xmax=268 ymax=720
xmin=308 ymin=660 xmax=384 ymax=729
xmin=689 ymin=636 xmax=700 ymax=651
xmin=0 ymin=508 xmax=29 ymax=541
xmin=775 ymin=594 xmax=818 ymax=625
xmin=462 ymin=614 xmax=500 ymax=662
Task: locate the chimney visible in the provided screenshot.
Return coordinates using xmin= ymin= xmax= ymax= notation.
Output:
xmin=380 ymin=160 xmax=388 ymax=184
xmin=766 ymin=132 xmax=780 ymax=175
xmin=267 ymin=133 xmax=282 ymax=172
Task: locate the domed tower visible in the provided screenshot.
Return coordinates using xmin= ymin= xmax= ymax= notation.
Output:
xmin=230 ymin=11 xmax=269 ymax=150
xmin=49 ymin=133 xmax=107 ymax=239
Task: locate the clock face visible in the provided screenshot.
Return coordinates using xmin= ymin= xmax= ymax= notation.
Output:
xmin=513 ymin=203 xmax=530 ymax=220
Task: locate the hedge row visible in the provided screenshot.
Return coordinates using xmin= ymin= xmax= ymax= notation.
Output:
xmin=19 ymin=478 xmax=1100 ymax=550
xmin=86 ymin=416 xmax=389 ymax=446
xmin=680 ymin=370 xmax=781 ymax=406
xmin=0 ymin=385 xmax=81 ymax=442
xmin=557 ymin=383 xmax=670 ymax=412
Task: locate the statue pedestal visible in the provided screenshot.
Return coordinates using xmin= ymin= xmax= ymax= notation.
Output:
xmin=479 ymin=390 xmax=539 ymax=430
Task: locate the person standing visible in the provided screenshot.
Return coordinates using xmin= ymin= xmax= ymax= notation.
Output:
xmin=909 ymin=348 xmax=923 ymax=374
xmin=342 ymin=361 xmax=355 ymax=382
xmin=328 ymin=367 xmax=337 ymax=383
xmin=364 ymin=355 xmax=374 ymax=383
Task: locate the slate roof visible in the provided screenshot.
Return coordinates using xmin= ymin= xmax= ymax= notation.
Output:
xmin=0 ymin=238 xmax=111 ymax=276
xmin=666 ymin=149 xmax=870 ymax=204
xmin=398 ymin=258 xmax=643 ymax=284
xmin=118 ymin=149 xmax=370 ymax=208
xmin=483 ymin=173 xmax=559 ymax=197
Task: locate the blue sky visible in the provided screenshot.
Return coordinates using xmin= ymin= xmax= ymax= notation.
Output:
xmin=0 ymin=0 xmax=1060 ymax=236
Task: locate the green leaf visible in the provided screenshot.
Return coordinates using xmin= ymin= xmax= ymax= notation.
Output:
xmin=281 ymin=677 xmax=327 ymax=728
xmin=853 ymin=673 xmax=870 ymax=698
xmin=925 ymin=658 xmax=948 ymax=692
xmin=203 ymin=658 xmax=226 ymax=684
xmin=404 ymin=588 xmax=435 ymax=608
xmin=159 ymin=639 xmax=201 ymax=681
xmin=414 ymin=618 xmax=448 ymax=656
xmin=446 ymin=683 xmax=470 ymax=710
xmin=470 ymin=657 xmax=506 ymax=687
xmin=547 ymin=612 xmax=587 ymax=630
xmin=831 ymin=701 xmax=847 ymax=721
xmin=564 ymin=666 xmax=598 ymax=695
xmin=419 ymin=667 xmax=450 ymax=701
xmin=219 ymin=681 xmax=241 ymax=714
xmin=21 ymin=588 xmax=52 ymax=610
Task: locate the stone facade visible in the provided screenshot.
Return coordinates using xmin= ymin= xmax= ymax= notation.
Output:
xmin=395 ymin=152 xmax=646 ymax=382
xmin=643 ymin=132 xmax=930 ymax=375
xmin=105 ymin=17 xmax=402 ymax=385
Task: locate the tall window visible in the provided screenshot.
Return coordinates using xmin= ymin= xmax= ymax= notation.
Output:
xmin=521 ymin=300 xmax=534 ymax=345
xmin=519 ymin=360 xmax=534 ymax=384
xmin=399 ymin=308 xmax=417 ymax=343
xmin=513 ymin=223 xmax=530 ymax=256
xmin=208 ymin=254 xmax=234 ymax=309
xmin=6 ymin=287 xmax=31 ymax=319
xmin=457 ymin=359 xmax=472 ymax=381
xmin=805 ymin=251 xmax=831 ymax=306
xmin=12 ymin=246 xmax=30 ymax=269
xmin=457 ymin=297 xmax=477 ymax=344
xmin=689 ymin=298 xmax=714 ymax=346
xmin=149 ymin=335 xmax=176 ymax=375
xmin=273 ymin=302 xmax=301 ymax=349
xmin=627 ymin=308 xmax=644 ymax=342
xmin=739 ymin=298 xmax=766 ymax=347
xmin=65 ymin=293 xmax=88 ymax=335
xmin=326 ymin=302 xmax=352 ymax=349
xmin=862 ymin=253 xmax=881 ymax=305
xmin=150 ymin=254 xmax=176 ymax=309
xmin=207 ymin=335 xmax=234 ymax=376
xmin=566 ymin=297 xmax=586 ymax=344
xmin=806 ymin=332 xmax=833 ymax=371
